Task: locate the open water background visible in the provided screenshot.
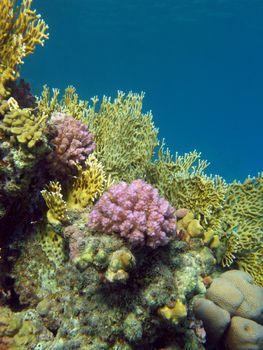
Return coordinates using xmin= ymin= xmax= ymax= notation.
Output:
xmin=22 ymin=0 xmax=263 ymax=182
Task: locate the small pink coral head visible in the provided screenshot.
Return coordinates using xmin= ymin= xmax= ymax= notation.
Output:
xmin=89 ymin=179 xmax=176 ymax=248
xmin=46 ymin=113 xmax=96 ymax=178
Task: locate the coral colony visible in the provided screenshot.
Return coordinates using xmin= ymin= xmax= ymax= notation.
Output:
xmin=0 ymin=1 xmax=263 ymax=349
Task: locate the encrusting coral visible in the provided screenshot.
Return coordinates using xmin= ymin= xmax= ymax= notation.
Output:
xmin=88 ymin=179 xmax=176 ymax=248
xmin=0 ymin=0 xmax=49 ymax=97
xmin=46 ymin=112 xmax=96 ymax=178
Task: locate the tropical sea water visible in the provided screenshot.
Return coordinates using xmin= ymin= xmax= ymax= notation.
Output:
xmin=22 ymin=0 xmax=263 ymax=183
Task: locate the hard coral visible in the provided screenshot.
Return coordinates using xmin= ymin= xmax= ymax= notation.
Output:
xmin=46 ymin=112 xmax=95 ymax=178
xmin=89 ymin=179 xmax=176 ymax=248
xmin=0 ymin=0 xmax=49 ymax=97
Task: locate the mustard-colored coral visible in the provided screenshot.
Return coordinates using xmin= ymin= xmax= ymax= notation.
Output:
xmin=0 ymin=0 xmax=49 ymax=96
xmin=41 ymin=181 xmax=68 ymax=225
xmin=0 ymin=102 xmax=48 ymax=148
xmin=147 ymin=144 xmax=227 ymax=232
xmin=67 ymin=154 xmax=108 ymax=210
xmin=37 ymin=85 xmax=88 ymax=121
xmin=221 ymin=173 xmax=263 ymax=286
xmin=86 ymin=91 xmax=159 ymax=181
xmin=158 ymin=300 xmax=187 ymax=325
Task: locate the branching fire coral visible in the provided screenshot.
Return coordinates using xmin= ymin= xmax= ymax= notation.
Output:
xmin=147 ymin=144 xmax=227 ymax=232
xmin=37 ymin=85 xmax=89 ymax=121
xmin=0 ymin=0 xmax=49 ymax=96
xmin=221 ymin=173 xmax=263 ymax=286
xmin=41 ymin=181 xmax=68 ymax=225
xmin=86 ymin=91 xmax=159 ymax=182
xmin=67 ymin=154 xmax=108 ymax=210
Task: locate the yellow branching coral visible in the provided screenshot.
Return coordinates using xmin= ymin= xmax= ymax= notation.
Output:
xmin=85 ymin=91 xmax=159 ymax=182
xmin=41 ymin=181 xmax=68 ymax=225
xmin=221 ymin=173 xmax=263 ymax=286
xmin=67 ymin=154 xmax=109 ymax=210
xmin=0 ymin=0 xmax=49 ymax=95
xmin=147 ymin=144 xmax=227 ymax=232
xmin=0 ymin=103 xmax=48 ymax=148
xmin=37 ymin=85 xmax=88 ymax=120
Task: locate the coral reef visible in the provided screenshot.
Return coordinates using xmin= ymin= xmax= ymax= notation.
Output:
xmin=0 ymin=1 xmax=262 ymax=349
xmin=89 ymin=179 xmax=176 ymax=248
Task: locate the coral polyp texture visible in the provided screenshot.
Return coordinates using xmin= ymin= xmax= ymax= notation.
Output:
xmin=89 ymin=179 xmax=177 ymax=248
xmin=46 ymin=112 xmax=96 ymax=178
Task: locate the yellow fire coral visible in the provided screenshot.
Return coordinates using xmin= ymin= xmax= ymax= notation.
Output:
xmin=148 ymin=145 xmax=227 ymax=233
xmin=41 ymin=181 xmax=68 ymax=225
xmin=0 ymin=102 xmax=48 ymax=148
xmin=86 ymin=91 xmax=159 ymax=182
xmin=67 ymin=154 xmax=110 ymax=210
xmin=37 ymin=85 xmax=88 ymax=121
xmin=221 ymin=173 xmax=263 ymax=287
xmin=0 ymin=0 xmax=49 ymax=96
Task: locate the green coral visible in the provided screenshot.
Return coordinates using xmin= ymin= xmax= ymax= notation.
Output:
xmin=37 ymin=85 xmax=88 ymax=120
xmin=86 ymin=91 xmax=159 ymax=182
xmin=221 ymin=173 xmax=263 ymax=286
xmin=146 ymin=144 xmax=227 ymax=232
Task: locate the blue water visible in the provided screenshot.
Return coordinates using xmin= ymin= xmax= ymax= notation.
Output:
xmin=22 ymin=0 xmax=263 ymax=183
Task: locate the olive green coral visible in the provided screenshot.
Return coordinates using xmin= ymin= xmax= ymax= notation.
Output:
xmin=147 ymin=144 xmax=227 ymax=232
xmin=37 ymin=85 xmax=88 ymax=121
xmin=86 ymin=91 xmax=159 ymax=181
xmin=221 ymin=173 xmax=263 ymax=286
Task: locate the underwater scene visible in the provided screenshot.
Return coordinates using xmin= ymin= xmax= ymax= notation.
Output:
xmin=0 ymin=0 xmax=263 ymax=349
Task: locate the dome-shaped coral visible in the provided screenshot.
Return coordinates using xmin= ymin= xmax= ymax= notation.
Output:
xmin=46 ymin=112 xmax=95 ymax=178
xmin=88 ymin=179 xmax=176 ymax=248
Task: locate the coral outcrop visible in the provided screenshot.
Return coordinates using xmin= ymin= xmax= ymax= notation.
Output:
xmin=194 ymin=270 xmax=263 ymax=349
xmin=89 ymin=179 xmax=177 ymax=248
xmin=46 ymin=112 xmax=96 ymax=178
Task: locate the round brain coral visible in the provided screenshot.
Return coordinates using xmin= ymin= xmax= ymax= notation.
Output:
xmin=46 ymin=112 xmax=95 ymax=178
xmin=88 ymin=179 xmax=176 ymax=248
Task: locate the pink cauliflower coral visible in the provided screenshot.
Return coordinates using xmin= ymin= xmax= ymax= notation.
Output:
xmin=88 ymin=179 xmax=176 ymax=248
xmin=46 ymin=112 xmax=95 ymax=178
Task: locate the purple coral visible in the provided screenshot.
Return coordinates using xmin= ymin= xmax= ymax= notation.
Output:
xmin=46 ymin=112 xmax=95 ymax=178
xmin=88 ymin=179 xmax=176 ymax=248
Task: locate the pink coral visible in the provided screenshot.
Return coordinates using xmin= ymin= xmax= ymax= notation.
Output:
xmin=88 ymin=179 xmax=176 ymax=248
xmin=46 ymin=112 xmax=95 ymax=178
